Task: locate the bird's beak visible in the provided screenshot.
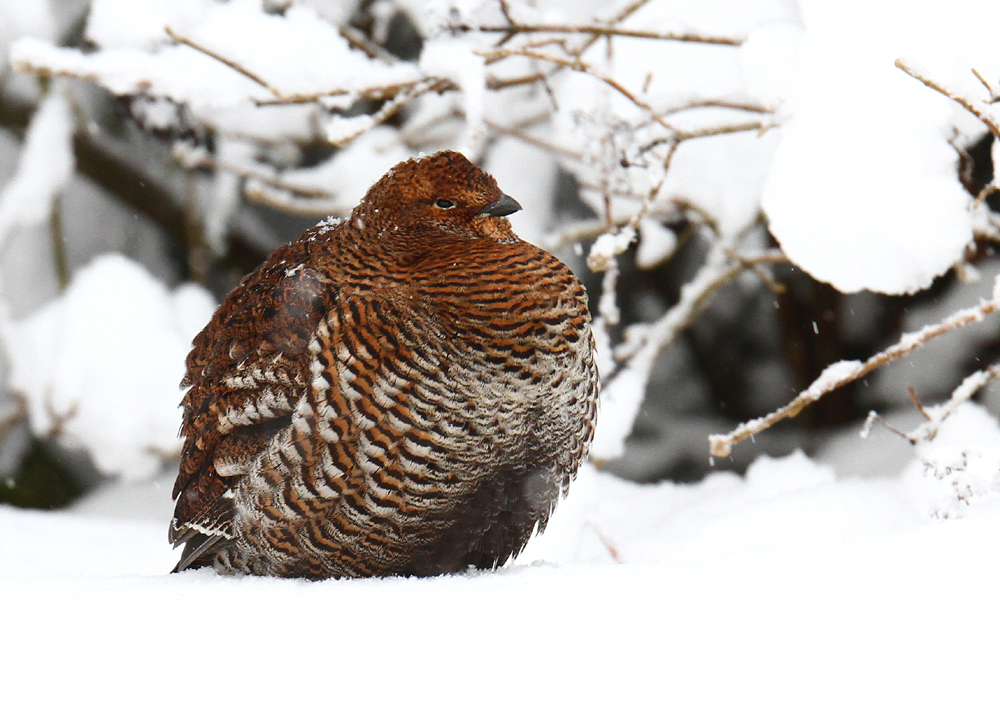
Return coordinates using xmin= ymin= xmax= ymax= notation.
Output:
xmin=478 ymin=193 xmax=522 ymax=218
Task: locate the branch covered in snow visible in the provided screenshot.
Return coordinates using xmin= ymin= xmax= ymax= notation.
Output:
xmin=0 ymin=81 xmax=75 ymax=253
xmin=895 ymin=59 xmax=1000 ymax=140
xmin=710 ymin=280 xmax=1000 ymax=457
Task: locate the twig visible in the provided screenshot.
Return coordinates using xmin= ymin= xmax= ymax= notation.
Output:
xmin=165 ymin=27 xmax=282 ymax=99
xmin=167 ymin=26 xmax=423 ymax=108
xmin=244 ymin=178 xmax=342 ymax=216
xmin=908 ymin=362 xmax=1000 ymax=443
xmin=908 ymin=385 xmax=932 ymax=420
xmin=970 ymin=67 xmax=1000 ymax=103
xmin=545 ymin=217 xmax=633 ymax=250
xmin=483 ymin=117 xmax=582 ymax=160
xmin=338 ymin=25 xmax=396 ymax=63
xmin=709 ymin=289 xmax=1000 ymax=457
xmin=896 ymin=58 xmax=1000 ymax=139
xmin=457 ymin=23 xmax=742 ymax=46
xmin=860 ymin=410 xmax=911 ymax=442
xmin=661 ymin=99 xmax=773 ymax=116
xmin=475 ymin=47 xmax=678 ymax=132
xmin=587 ymin=522 xmax=625 ymax=563
xmin=178 ymin=148 xmax=335 ymax=199
xmin=326 ymin=77 xmax=450 ymax=147
xmin=610 ymin=226 xmax=749 ymax=369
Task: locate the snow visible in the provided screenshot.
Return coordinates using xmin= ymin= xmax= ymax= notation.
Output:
xmin=419 ymin=36 xmax=486 ymax=154
xmin=0 ymin=82 xmax=74 ymax=249
xmin=759 ymin=0 xmax=1000 ymax=295
xmin=0 ymin=254 xmax=216 ymax=479
xmin=4 ymin=450 xmax=1000 ymax=699
xmin=548 ymin=0 xmax=794 ymax=238
xmin=636 ymin=217 xmax=678 ymax=269
xmin=85 ymin=0 xmax=215 ymax=50
xmin=0 ymin=0 xmax=53 ymax=75
xmin=259 ymin=126 xmax=414 ymax=216
xmin=11 ymin=0 xmax=420 ymax=130
xmin=803 ymin=359 xmax=864 ymax=399
xmin=4 ymin=1 xmax=1000 ymax=696
xmin=903 ymin=402 xmax=1000 ymax=520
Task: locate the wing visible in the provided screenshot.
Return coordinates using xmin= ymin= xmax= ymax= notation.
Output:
xmin=170 ymin=239 xmax=330 ymax=568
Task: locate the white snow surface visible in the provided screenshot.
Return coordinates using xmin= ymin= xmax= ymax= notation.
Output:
xmin=0 ymin=254 xmax=216 ymax=479
xmin=4 ymin=447 xmax=1000 ymax=700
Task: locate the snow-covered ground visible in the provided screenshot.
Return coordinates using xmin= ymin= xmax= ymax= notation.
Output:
xmin=4 ymin=430 xmax=1000 ymax=701
xmin=4 ymin=0 xmax=1000 ymax=699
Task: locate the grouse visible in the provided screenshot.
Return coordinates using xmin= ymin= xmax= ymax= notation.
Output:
xmin=170 ymin=150 xmax=599 ymax=579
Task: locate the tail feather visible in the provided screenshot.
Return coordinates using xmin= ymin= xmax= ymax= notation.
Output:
xmin=172 ymin=531 xmax=227 ymax=573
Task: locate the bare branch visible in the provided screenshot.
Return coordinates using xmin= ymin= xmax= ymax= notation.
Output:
xmin=908 ymin=385 xmax=932 ymax=420
xmin=325 ymin=77 xmax=450 ymax=147
xmin=661 ymin=99 xmax=773 ymax=116
xmin=970 ymin=67 xmax=1000 ymax=103
xmin=457 ymin=22 xmax=742 ymax=46
xmin=483 ymin=118 xmax=583 ymax=161
xmin=165 ymin=26 xmax=283 ymax=99
xmin=896 ymin=58 xmax=1000 ymax=139
xmin=908 ymin=362 xmax=1000 ymax=443
xmin=338 ymin=25 xmax=397 ymax=63
xmin=710 ymin=289 xmax=1000 ymax=457
xmin=475 ymin=47 xmax=678 ymax=132
xmin=244 ymin=178 xmax=342 ymax=216
xmin=175 ymin=145 xmax=336 ymax=199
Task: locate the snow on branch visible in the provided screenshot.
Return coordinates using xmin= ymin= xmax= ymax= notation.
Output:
xmin=863 ymin=362 xmax=1000 ymax=446
xmin=709 ymin=279 xmax=1000 ymax=458
xmin=10 ymin=0 xmax=773 ymax=220
xmin=5 ymin=0 xmax=796 ymax=467
xmin=895 ymin=59 xmax=1000 ymax=140
xmin=0 ymin=82 xmax=75 ymax=252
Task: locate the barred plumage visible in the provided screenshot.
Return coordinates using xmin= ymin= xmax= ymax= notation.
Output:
xmin=170 ymin=150 xmax=599 ymax=579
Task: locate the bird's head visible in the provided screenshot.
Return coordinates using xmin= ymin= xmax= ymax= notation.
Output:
xmin=356 ymin=151 xmax=522 ymax=243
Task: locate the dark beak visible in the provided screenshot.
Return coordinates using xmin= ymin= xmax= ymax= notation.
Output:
xmin=478 ymin=193 xmax=522 ymax=218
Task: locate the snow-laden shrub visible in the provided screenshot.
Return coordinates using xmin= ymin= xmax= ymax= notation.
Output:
xmin=2 ymin=0 xmax=1000 ymax=487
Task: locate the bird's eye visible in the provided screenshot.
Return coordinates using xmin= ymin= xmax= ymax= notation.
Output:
xmin=435 ymin=198 xmax=455 ymax=209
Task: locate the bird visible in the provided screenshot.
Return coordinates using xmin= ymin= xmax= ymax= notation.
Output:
xmin=170 ymin=150 xmax=599 ymax=579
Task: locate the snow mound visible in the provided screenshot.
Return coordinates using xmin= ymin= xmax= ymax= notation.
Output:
xmin=759 ymin=0 xmax=1000 ymax=294
xmin=0 ymin=83 xmax=74 ymax=248
xmin=1 ymin=254 xmax=216 ymax=479
xmin=903 ymin=402 xmax=1000 ymax=519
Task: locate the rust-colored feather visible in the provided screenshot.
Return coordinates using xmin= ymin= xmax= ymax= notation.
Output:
xmin=171 ymin=151 xmax=598 ymax=579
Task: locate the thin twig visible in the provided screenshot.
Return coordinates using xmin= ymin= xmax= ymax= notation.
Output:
xmin=326 ymin=77 xmax=450 ymax=147
xmin=484 ymin=118 xmax=582 ymax=160
xmin=587 ymin=522 xmax=625 ymax=563
xmin=338 ymin=25 xmax=396 ymax=63
xmin=244 ymin=178 xmax=342 ymax=216
xmin=476 ymin=47 xmax=678 ymax=132
xmin=177 ymin=147 xmax=335 ymax=199
xmin=457 ymin=23 xmax=742 ymax=46
xmin=661 ymin=99 xmax=773 ymax=116
xmin=165 ymin=26 xmax=282 ymax=99
xmin=908 ymin=362 xmax=1000 ymax=443
xmin=970 ymin=67 xmax=1000 ymax=103
xmin=896 ymin=58 xmax=1000 ymax=139
xmin=908 ymin=385 xmax=932 ymax=420
xmin=709 ymin=290 xmax=1000 ymax=457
